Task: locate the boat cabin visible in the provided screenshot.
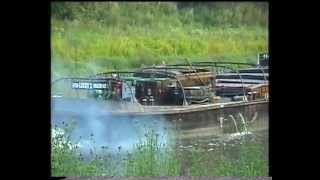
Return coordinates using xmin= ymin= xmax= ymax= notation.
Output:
xmin=132 ymin=67 xmax=215 ymax=105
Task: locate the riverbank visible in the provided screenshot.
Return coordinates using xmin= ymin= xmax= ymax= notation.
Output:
xmin=52 ymin=22 xmax=267 ymax=78
xmin=51 ymin=2 xmax=268 ymax=79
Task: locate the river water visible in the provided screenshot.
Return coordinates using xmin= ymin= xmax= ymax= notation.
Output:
xmin=52 ymin=97 xmax=268 ymax=159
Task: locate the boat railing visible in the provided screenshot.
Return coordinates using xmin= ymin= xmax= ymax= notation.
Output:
xmin=51 ymin=61 xmax=269 ymax=105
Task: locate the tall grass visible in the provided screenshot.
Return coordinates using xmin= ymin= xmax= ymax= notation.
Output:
xmin=52 ymin=22 xmax=267 ymax=60
xmin=51 ymin=2 xmax=268 ymax=78
xmin=124 ymin=129 xmax=181 ymax=176
xmin=51 ymin=126 xmax=107 ymax=176
xmin=213 ymin=140 xmax=268 ymax=176
xmin=51 ymin=124 xmax=268 ymax=176
xmin=51 ymin=24 xmax=267 ymax=79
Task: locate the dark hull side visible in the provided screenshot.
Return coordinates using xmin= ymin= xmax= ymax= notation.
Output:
xmin=52 ymin=98 xmax=268 ymax=129
xmin=165 ymin=101 xmax=267 ymax=121
xmin=168 ymin=101 xmax=268 ymax=133
xmin=114 ymin=101 xmax=269 ymax=132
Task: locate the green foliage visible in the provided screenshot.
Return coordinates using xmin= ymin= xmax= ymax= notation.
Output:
xmin=213 ymin=141 xmax=268 ymax=176
xmin=51 ymin=24 xmax=267 ymax=77
xmin=51 ymin=2 xmax=268 ymax=78
xmin=51 ymin=2 xmax=267 ymax=27
xmin=51 ymin=126 xmax=105 ymax=176
xmin=52 ymin=124 xmax=268 ymax=176
xmin=125 ymin=129 xmax=181 ymax=176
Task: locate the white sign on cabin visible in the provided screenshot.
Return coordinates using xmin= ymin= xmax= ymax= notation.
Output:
xmin=72 ymin=82 xmax=107 ymax=89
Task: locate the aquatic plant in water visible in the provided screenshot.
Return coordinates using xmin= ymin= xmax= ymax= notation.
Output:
xmin=51 ymin=115 xmax=268 ymax=176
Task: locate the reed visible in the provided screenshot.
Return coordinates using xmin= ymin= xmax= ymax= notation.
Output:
xmin=51 ymin=121 xmax=268 ymax=176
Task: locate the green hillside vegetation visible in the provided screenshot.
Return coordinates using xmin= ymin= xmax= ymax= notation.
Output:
xmin=51 ymin=2 xmax=268 ymax=78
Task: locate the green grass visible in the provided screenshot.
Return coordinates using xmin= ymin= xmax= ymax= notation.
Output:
xmin=213 ymin=141 xmax=268 ymax=176
xmin=52 ymin=21 xmax=267 ymax=59
xmin=51 ymin=125 xmax=268 ymax=176
xmin=51 ymin=23 xmax=268 ymax=79
xmin=124 ymin=129 xmax=181 ymax=176
xmin=51 ymin=2 xmax=268 ymax=79
xmin=51 ymin=127 xmax=106 ymax=176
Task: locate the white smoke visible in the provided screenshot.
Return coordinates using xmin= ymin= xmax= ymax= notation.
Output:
xmin=51 ymin=97 xmax=170 ymax=157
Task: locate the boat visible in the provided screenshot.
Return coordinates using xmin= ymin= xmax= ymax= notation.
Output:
xmin=52 ymin=53 xmax=269 ymax=122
